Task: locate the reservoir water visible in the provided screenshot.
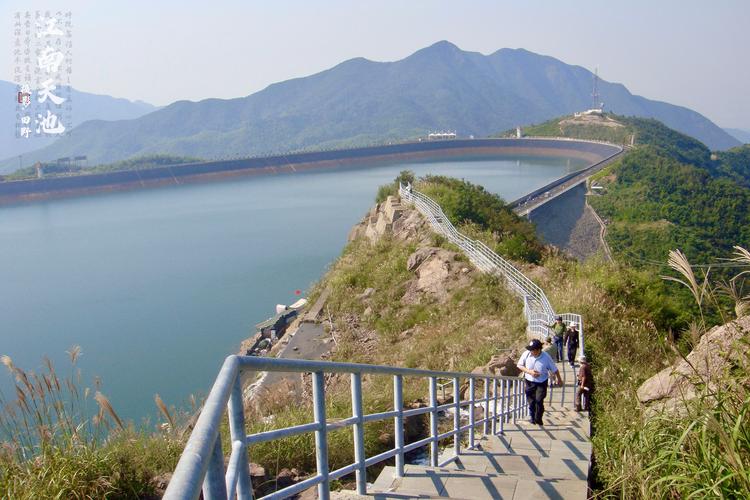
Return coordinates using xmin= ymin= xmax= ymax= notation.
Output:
xmin=0 ymin=155 xmax=586 ymax=422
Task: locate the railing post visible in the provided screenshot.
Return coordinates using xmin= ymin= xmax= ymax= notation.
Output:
xmin=312 ymin=371 xmax=330 ymax=500
xmin=491 ymin=378 xmax=498 ymax=435
xmin=505 ymin=380 xmax=514 ymax=423
xmin=394 ymin=375 xmax=405 ymax=477
xmin=429 ymin=377 xmax=438 ymax=467
xmin=453 ymin=377 xmax=461 ymax=456
xmin=351 ymin=373 xmax=367 ymax=495
xmin=227 ymin=376 xmax=252 ymax=500
xmin=203 ymin=433 xmax=228 ymax=500
xmin=512 ymin=381 xmax=518 ymax=423
xmin=499 ymin=379 xmax=505 ymax=434
xmin=468 ymin=378 xmax=475 ymax=449
xmin=482 ymin=378 xmax=495 ymax=436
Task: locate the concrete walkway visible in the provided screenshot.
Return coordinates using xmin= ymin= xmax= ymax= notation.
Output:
xmin=334 ymin=362 xmax=590 ymax=499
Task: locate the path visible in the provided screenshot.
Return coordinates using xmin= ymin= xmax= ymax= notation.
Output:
xmin=333 ymin=362 xmax=589 ymax=499
xmin=244 ymin=322 xmax=331 ymax=400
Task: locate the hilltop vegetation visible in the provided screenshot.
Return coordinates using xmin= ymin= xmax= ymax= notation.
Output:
xmin=3 ymin=154 xmax=202 ymax=181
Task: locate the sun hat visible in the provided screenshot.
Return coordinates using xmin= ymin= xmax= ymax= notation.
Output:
xmin=569 ymin=322 xmax=578 ymax=328
xmin=527 ymin=339 xmax=543 ymax=351
xmin=578 ymin=355 xmax=587 ymax=362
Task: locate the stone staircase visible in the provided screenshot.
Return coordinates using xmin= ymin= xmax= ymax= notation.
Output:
xmin=333 ymin=362 xmax=590 ymax=499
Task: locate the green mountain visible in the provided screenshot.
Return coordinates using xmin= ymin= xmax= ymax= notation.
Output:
xmin=532 ymin=115 xmax=750 ymax=270
xmin=0 ymin=41 xmax=739 ymax=173
xmin=0 ymin=80 xmax=157 ymax=166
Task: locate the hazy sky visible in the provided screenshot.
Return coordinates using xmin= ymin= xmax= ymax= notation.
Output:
xmin=3 ymin=0 xmax=749 ymax=129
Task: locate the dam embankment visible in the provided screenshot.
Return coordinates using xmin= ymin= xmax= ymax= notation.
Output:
xmin=528 ymin=183 xmax=606 ymax=260
xmin=0 ymin=138 xmax=620 ymax=204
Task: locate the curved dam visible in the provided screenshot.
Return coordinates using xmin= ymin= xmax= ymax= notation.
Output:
xmin=0 ymin=138 xmax=620 ymax=204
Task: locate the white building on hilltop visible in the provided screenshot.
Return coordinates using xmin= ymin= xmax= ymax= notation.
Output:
xmin=427 ymin=131 xmax=457 ymax=140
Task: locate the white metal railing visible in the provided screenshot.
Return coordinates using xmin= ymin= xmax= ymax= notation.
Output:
xmin=164 ymin=356 xmax=530 ymax=500
xmin=398 ymin=183 xmax=584 ymax=358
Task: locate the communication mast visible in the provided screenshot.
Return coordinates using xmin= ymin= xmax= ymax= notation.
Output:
xmin=591 ymin=68 xmax=602 ymax=111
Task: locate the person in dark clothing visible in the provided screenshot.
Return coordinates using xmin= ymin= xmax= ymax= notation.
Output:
xmin=564 ymin=322 xmax=580 ymax=368
xmin=575 ymin=356 xmax=594 ymax=411
xmin=517 ymin=339 xmax=563 ymax=425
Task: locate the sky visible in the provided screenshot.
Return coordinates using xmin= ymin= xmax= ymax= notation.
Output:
xmin=2 ymin=0 xmax=749 ymax=129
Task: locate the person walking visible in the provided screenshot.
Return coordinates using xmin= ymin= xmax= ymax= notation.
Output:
xmin=564 ymin=322 xmax=580 ymax=368
xmin=546 ymin=316 xmax=566 ymax=362
xmin=517 ymin=339 xmax=563 ymax=425
xmin=576 ymin=356 xmax=594 ymax=412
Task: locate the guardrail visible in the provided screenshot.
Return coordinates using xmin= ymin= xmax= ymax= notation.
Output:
xmin=164 ymin=356 xmax=530 ymax=500
xmin=398 ymin=183 xmax=584 ymax=358
xmin=165 ymin=182 xmax=588 ymax=499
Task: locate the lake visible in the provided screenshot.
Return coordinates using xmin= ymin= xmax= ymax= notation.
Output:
xmin=0 ymin=155 xmax=586 ymax=422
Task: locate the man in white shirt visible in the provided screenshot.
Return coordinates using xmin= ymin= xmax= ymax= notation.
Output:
xmin=517 ymin=338 xmax=563 ymax=425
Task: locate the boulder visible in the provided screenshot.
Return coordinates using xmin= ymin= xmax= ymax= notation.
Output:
xmin=637 ymin=315 xmax=750 ymax=407
xmin=459 ymin=352 xmax=520 ymax=398
xmin=407 ymin=247 xmax=437 ymax=271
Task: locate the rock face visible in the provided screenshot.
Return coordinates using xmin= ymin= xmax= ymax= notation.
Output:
xmin=403 ymin=247 xmax=472 ymax=304
xmin=637 ymin=315 xmax=750 ymax=409
xmin=348 ymin=195 xmax=428 ymax=244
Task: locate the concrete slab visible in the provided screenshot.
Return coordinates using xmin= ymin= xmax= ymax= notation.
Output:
xmin=441 ymin=472 xmax=518 ymax=499
xmin=456 ymin=452 xmax=541 ymax=476
xmin=537 ymin=457 xmax=589 ymax=481
xmin=512 ymin=478 xmax=587 ymax=500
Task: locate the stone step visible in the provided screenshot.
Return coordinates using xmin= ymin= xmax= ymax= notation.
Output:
xmin=482 ymin=434 xmax=592 ymax=461
xmin=371 ymin=464 xmax=587 ymax=499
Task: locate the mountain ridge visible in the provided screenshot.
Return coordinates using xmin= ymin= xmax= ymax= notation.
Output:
xmin=1 ymin=41 xmax=738 ymax=172
xmin=0 ymin=80 xmax=158 ymax=164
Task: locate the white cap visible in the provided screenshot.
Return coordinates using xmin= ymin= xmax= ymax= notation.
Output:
xmin=569 ymin=322 xmax=578 ymax=328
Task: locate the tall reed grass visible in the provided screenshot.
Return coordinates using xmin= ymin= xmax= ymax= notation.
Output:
xmin=0 ymin=349 xmax=184 ymax=498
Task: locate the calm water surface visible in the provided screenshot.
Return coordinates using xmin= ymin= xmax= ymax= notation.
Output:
xmin=0 ymin=156 xmax=586 ymax=421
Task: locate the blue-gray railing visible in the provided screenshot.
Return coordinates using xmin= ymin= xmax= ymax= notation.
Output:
xmin=398 ymin=183 xmax=585 ymax=358
xmin=164 ymin=356 xmax=531 ymax=500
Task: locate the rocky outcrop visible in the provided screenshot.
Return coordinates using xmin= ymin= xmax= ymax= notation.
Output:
xmin=637 ymin=315 xmax=750 ymax=411
xmin=348 ymin=195 xmax=427 ymax=244
xmin=459 ymin=352 xmax=521 ymax=399
xmin=402 ymin=247 xmax=472 ymax=304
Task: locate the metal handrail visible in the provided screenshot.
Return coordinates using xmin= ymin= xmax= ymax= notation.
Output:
xmin=164 ymin=356 xmax=531 ymax=500
xmin=398 ymin=183 xmax=585 ymax=358
xmin=166 ymin=183 xmax=588 ymax=499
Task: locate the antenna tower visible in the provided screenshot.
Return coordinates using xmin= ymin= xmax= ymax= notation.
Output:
xmin=591 ymin=68 xmax=601 ymax=110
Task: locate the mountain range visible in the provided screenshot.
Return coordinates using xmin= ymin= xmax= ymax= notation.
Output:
xmin=0 ymin=41 xmax=740 ymax=173
xmin=724 ymin=128 xmax=750 ymax=144
xmin=0 ymin=79 xmax=157 ymax=167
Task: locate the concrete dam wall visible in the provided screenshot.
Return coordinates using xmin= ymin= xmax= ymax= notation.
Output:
xmin=0 ymin=138 xmax=621 ymax=204
xmin=528 ymin=183 xmax=606 ymax=261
